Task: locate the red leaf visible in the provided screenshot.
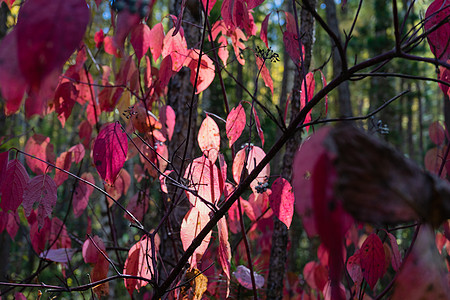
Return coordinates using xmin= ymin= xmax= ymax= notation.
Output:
xmin=429 ymin=121 xmax=446 ymax=145
xmin=94 ymin=29 xmax=104 ymax=48
xmin=260 ymin=13 xmax=270 ymax=48
xmin=300 ymin=72 xmax=315 ymax=131
xmin=218 ymin=217 xmax=232 ymax=279
xmin=186 ymin=50 xmax=216 ymax=94
xmin=201 ymin=0 xmax=217 ymax=15
xmin=160 ymin=105 xmax=176 ymax=141
xmin=180 ymin=206 xmax=212 ymax=268
xmin=425 ymin=147 xmax=447 ymax=177
xmin=73 ymin=172 xmax=95 ymax=218
xmin=79 ymin=120 xmax=93 ymax=149
xmin=54 ymin=81 xmax=78 ymax=128
xmin=0 ymin=151 xmax=9 ymax=188
xmin=392 ymin=225 xmax=450 ymax=300
xmin=114 ymin=10 xmax=140 ymax=52
xmin=252 ymin=107 xmax=264 ymax=146
xmin=284 ymin=12 xmax=297 ymax=34
xmin=359 ymin=233 xmax=386 ymax=289
xmin=124 ymin=236 xmax=159 ymax=296
xmin=104 ymin=36 xmax=119 ymax=56
xmin=82 ymin=235 xmax=106 ymax=264
xmin=246 ymin=0 xmax=265 ymax=10
xmin=184 ymin=156 xmax=222 ymax=213
xmin=0 ymin=0 xmax=15 ymax=10
xmin=130 ymin=23 xmax=151 ymax=61
xmin=312 ymin=152 xmax=352 ymax=299
xmin=158 ymin=55 xmax=173 ymax=89
xmin=198 ymin=115 xmax=221 ymax=164
xmin=23 ymin=175 xmax=58 ymax=228
xmin=24 ymin=134 xmax=56 ymax=174
xmin=226 ymin=104 xmax=246 ymax=147
xmin=54 ymin=151 xmax=73 ymax=186
xmin=293 ymin=126 xmax=332 ymax=237
xmin=125 ymin=190 xmax=149 ymax=222
xmin=233 ymin=265 xmax=265 ymax=289
xmin=104 ymin=169 xmax=131 ymax=205
xmin=387 ymin=232 xmax=402 ymax=271
xmin=9 ymin=0 xmax=89 ymax=115
xmin=283 ymin=31 xmax=305 ymax=68
xmin=269 ymin=177 xmax=294 ymax=229
xmin=0 ymin=159 xmax=29 ymax=212
xmin=93 ymin=123 xmax=128 ymax=185
xmin=6 ymin=211 xmax=19 ymax=239
xmin=149 ymin=23 xmax=165 ymax=61
xmin=425 ymin=0 xmax=450 ymax=60
xmin=255 ymin=56 xmax=273 ymax=94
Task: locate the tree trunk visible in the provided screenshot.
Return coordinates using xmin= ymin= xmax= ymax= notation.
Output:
xmin=266 ymin=1 xmax=316 ymax=298
xmin=159 ymin=0 xmax=202 ymax=284
xmin=324 ymin=0 xmax=352 ymax=117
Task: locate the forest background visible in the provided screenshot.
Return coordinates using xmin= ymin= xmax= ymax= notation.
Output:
xmin=0 ymin=0 xmax=449 ymax=299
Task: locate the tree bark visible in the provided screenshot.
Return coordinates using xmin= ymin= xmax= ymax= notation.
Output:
xmin=266 ymin=1 xmax=316 ymax=298
xmin=159 ymin=0 xmax=202 ymax=284
xmin=324 ymin=0 xmax=352 ymax=117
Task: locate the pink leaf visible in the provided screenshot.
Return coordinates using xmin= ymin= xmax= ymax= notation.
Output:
xmin=233 ymin=265 xmax=265 ymax=289
xmin=130 ymin=23 xmax=151 ymax=61
xmin=391 ymin=225 xmax=450 ymax=300
xmin=346 ymin=250 xmax=363 ymax=286
xmin=6 ymin=211 xmax=19 ymax=239
xmin=68 ymin=143 xmax=86 ymax=164
xmin=149 ymin=23 xmax=165 ymax=61
xmin=198 ymin=115 xmax=221 ymax=164
xmin=162 ymin=28 xmax=188 ymax=72
xmin=269 ymin=177 xmax=294 ymax=229
xmin=387 ymin=232 xmax=402 ymax=271
xmin=184 ymin=156 xmax=222 ymax=213
xmin=159 ymin=170 xmax=173 ymax=194
xmin=158 ymin=55 xmax=173 ymax=89
xmin=255 ymin=56 xmax=273 ymax=94
xmin=429 ymin=121 xmax=446 ymax=146
xmin=93 ymin=123 xmax=128 ymax=185
xmin=73 ymin=172 xmax=95 ymax=218
xmin=359 ymin=233 xmax=386 ymax=289
xmin=23 ymin=175 xmax=58 ymax=228
xmin=252 ymin=107 xmax=264 ymax=146
xmin=180 ymin=206 xmax=212 ymax=268
xmin=425 ymin=0 xmax=450 ymax=60
xmin=246 ymin=0 xmax=264 ymax=9
xmin=124 ymin=236 xmax=159 ymax=296
xmin=104 ymin=169 xmax=131 ymax=204
xmin=218 ymin=216 xmax=232 ymax=279
xmin=94 ymin=29 xmax=104 ymax=48
xmin=160 ymin=105 xmax=176 ymax=141
xmin=186 ymin=50 xmax=216 ymax=94
xmin=123 ymin=236 xmax=159 ymax=296
xmin=260 ymin=13 xmax=271 ymax=49
xmin=24 ymin=134 xmax=56 ymax=174
xmin=232 ymin=145 xmax=270 ymax=194
xmin=226 ymin=104 xmax=246 ymax=148
xmin=201 ymin=0 xmax=217 ymax=15
xmin=54 ymin=151 xmax=73 ymax=186
xmin=300 ymin=72 xmax=315 ymax=131
xmin=104 ymin=36 xmax=119 ymax=56
xmin=0 ymin=159 xmax=29 ymax=212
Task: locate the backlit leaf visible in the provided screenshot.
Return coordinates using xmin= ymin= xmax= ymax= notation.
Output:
xmin=226 ymin=104 xmax=246 ymax=148
xmin=218 ymin=217 xmax=232 ymax=279
xmin=54 ymin=151 xmax=73 ymax=186
xmin=149 ymin=23 xmax=165 ymax=61
xmin=130 ymin=23 xmax=151 ymax=61
xmin=198 ymin=115 xmax=220 ymax=164
xmin=260 ymin=13 xmax=270 ymax=48
xmin=24 ymin=134 xmax=56 ymax=175
xmin=269 ymin=177 xmax=294 ymax=229
xmin=256 ymin=56 xmax=273 ymax=94
xmin=93 ymin=123 xmax=128 ymax=185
